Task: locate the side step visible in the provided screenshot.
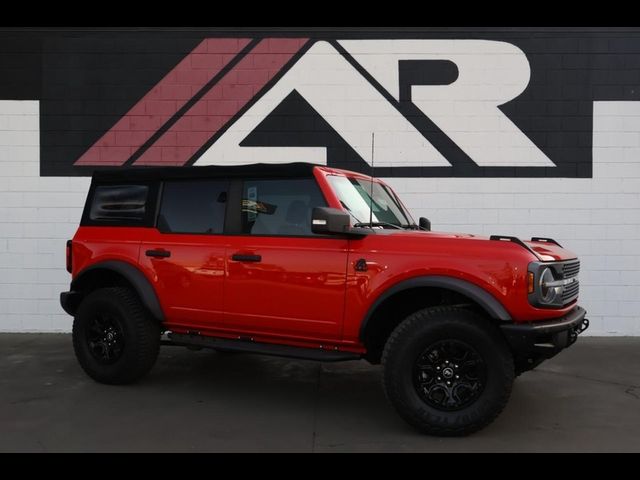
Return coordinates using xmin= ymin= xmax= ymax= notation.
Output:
xmin=167 ymin=333 xmax=362 ymax=363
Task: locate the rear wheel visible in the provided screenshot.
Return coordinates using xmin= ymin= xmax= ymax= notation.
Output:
xmin=382 ymin=307 xmax=514 ymax=436
xmin=72 ymin=287 xmax=160 ymax=385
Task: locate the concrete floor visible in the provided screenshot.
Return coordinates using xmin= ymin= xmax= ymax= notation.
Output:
xmin=0 ymin=334 xmax=638 ymax=452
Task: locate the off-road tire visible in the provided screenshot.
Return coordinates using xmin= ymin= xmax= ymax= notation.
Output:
xmin=382 ymin=307 xmax=514 ymax=436
xmin=72 ymin=287 xmax=160 ymax=385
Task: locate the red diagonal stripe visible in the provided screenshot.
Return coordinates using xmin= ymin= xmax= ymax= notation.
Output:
xmin=75 ymin=38 xmax=252 ymax=166
xmin=134 ymin=38 xmax=309 ymax=166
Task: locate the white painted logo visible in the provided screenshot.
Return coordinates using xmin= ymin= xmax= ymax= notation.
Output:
xmin=195 ymin=40 xmax=555 ymax=169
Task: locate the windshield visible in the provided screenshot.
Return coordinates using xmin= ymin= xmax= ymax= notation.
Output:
xmin=327 ymin=175 xmax=414 ymax=228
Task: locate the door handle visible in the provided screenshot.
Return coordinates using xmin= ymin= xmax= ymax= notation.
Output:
xmin=146 ymin=249 xmax=171 ymax=259
xmin=231 ymin=254 xmax=262 ymax=263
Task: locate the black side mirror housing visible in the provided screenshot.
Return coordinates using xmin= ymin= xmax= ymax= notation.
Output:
xmin=419 ymin=217 xmax=431 ymax=232
xmin=311 ymin=207 xmax=351 ymax=235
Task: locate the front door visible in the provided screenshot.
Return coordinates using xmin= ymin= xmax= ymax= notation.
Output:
xmin=224 ymin=177 xmax=349 ymax=343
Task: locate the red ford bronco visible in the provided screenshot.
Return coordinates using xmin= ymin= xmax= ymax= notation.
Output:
xmin=61 ymin=163 xmax=588 ymax=436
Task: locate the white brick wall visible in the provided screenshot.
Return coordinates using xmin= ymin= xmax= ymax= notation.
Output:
xmin=0 ymin=101 xmax=89 ymax=332
xmin=0 ymin=100 xmax=638 ymax=335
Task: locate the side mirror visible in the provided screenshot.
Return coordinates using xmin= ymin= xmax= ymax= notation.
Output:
xmin=419 ymin=217 xmax=431 ymax=232
xmin=311 ymin=207 xmax=351 ymax=235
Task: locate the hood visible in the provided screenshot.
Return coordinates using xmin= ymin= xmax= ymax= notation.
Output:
xmin=522 ymin=239 xmax=577 ymax=262
xmin=378 ymin=230 xmax=577 ymax=262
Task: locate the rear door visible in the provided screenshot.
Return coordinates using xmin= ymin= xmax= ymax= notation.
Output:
xmin=139 ymin=179 xmax=229 ymax=332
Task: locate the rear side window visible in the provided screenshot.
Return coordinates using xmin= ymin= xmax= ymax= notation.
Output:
xmin=89 ymin=185 xmax=149 ymax=222
xmin=158 ymin=181 xmax=228 ymax=234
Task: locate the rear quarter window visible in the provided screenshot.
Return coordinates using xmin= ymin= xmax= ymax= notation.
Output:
xmin=82 ymin=183 xmax=158 ymax=227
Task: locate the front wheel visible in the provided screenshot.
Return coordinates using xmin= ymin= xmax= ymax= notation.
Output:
xmin=382 ymin=307 xmax=514 ymax=436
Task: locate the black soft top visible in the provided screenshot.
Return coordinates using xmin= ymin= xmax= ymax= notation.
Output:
xmin=92 ymin=163 xmax=318 ymax=183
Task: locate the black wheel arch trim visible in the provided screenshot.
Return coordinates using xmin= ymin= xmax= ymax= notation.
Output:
xmin=69 ymin=260 xmax=165 ymax=322
xmin=359 ymin=276 xmax=512 ymax=341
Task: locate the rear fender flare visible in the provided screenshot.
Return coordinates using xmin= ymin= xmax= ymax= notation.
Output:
xmin=71 ymin=260 xmax=164 ymax=322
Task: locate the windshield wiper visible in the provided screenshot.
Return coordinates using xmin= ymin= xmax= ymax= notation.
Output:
xmin=353 ymin=222 xmax=404 ymax=230
xmin=340 ymin=201 xmax=405 ymax=230
xmin=340 ymin=201 xmax=364 ymax=225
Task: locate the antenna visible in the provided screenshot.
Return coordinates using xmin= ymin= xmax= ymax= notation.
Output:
xmin=369 ymin=132 xmax=375 ymax=228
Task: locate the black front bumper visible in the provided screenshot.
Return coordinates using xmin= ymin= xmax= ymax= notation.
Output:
xmin=500 ymin=306 xmax=589 ymax=359
xmin=60 ymin=291 xmax=83 ymax=316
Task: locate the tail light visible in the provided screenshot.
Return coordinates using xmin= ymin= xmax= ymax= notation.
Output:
xmin=66 ymin=240 xmax=73 ymax=273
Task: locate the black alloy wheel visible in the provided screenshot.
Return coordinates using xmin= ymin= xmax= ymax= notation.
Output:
xmin=85 ymin=312 xmax=126 ymax=365
xmin=413 ymin=339 xmax=487 ymax=411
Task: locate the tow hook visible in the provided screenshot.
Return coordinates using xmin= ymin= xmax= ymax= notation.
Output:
xmin=570 ymin=319 xmax=590 ymax=345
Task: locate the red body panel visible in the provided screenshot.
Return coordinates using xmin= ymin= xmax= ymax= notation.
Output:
xmin=341 ymin=231 xmax=576 ymax=343
xmin=72 ymin=227 xmax=145 ymax=277
xmin=138 ymin=229 xmax=227 ymax=330
xmin=71 ymin=166 xmax=581 ymax=354
xmin=223 ymin=236 xmax=349 ymax=342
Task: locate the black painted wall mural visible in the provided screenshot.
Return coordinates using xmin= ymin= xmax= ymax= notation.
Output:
xmin=1 ymin=27 xmax=640 ymax=178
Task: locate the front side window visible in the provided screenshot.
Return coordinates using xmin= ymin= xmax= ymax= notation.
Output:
xmin=327 ymin=175 xmax=414 ymax=228
xmin=241 ymin=178 xmax=327 ymax=236
xmin=158 ymin=181 xmax=227 ymax=234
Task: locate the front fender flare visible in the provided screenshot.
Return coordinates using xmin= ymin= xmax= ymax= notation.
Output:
xmin=359 ymin=276 xmax=512 ymax=341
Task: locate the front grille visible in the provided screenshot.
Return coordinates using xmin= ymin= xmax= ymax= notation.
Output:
xmin=563 ymin=260 xmax=580 ymax=279
xmin=562 ymin=260 xmax=580 ymax=304
xmin=562 ymin=280 xmax=580 ymax=303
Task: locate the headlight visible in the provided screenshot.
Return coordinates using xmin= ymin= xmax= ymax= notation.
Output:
xmin=539 ymin=267 xmax=562 ymax=305
xmin=529 ymin=260 xmax=581 ymax=308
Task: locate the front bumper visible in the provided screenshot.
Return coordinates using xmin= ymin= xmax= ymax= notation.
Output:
xmin=500 ymin=306 xmax=589 ymax=359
